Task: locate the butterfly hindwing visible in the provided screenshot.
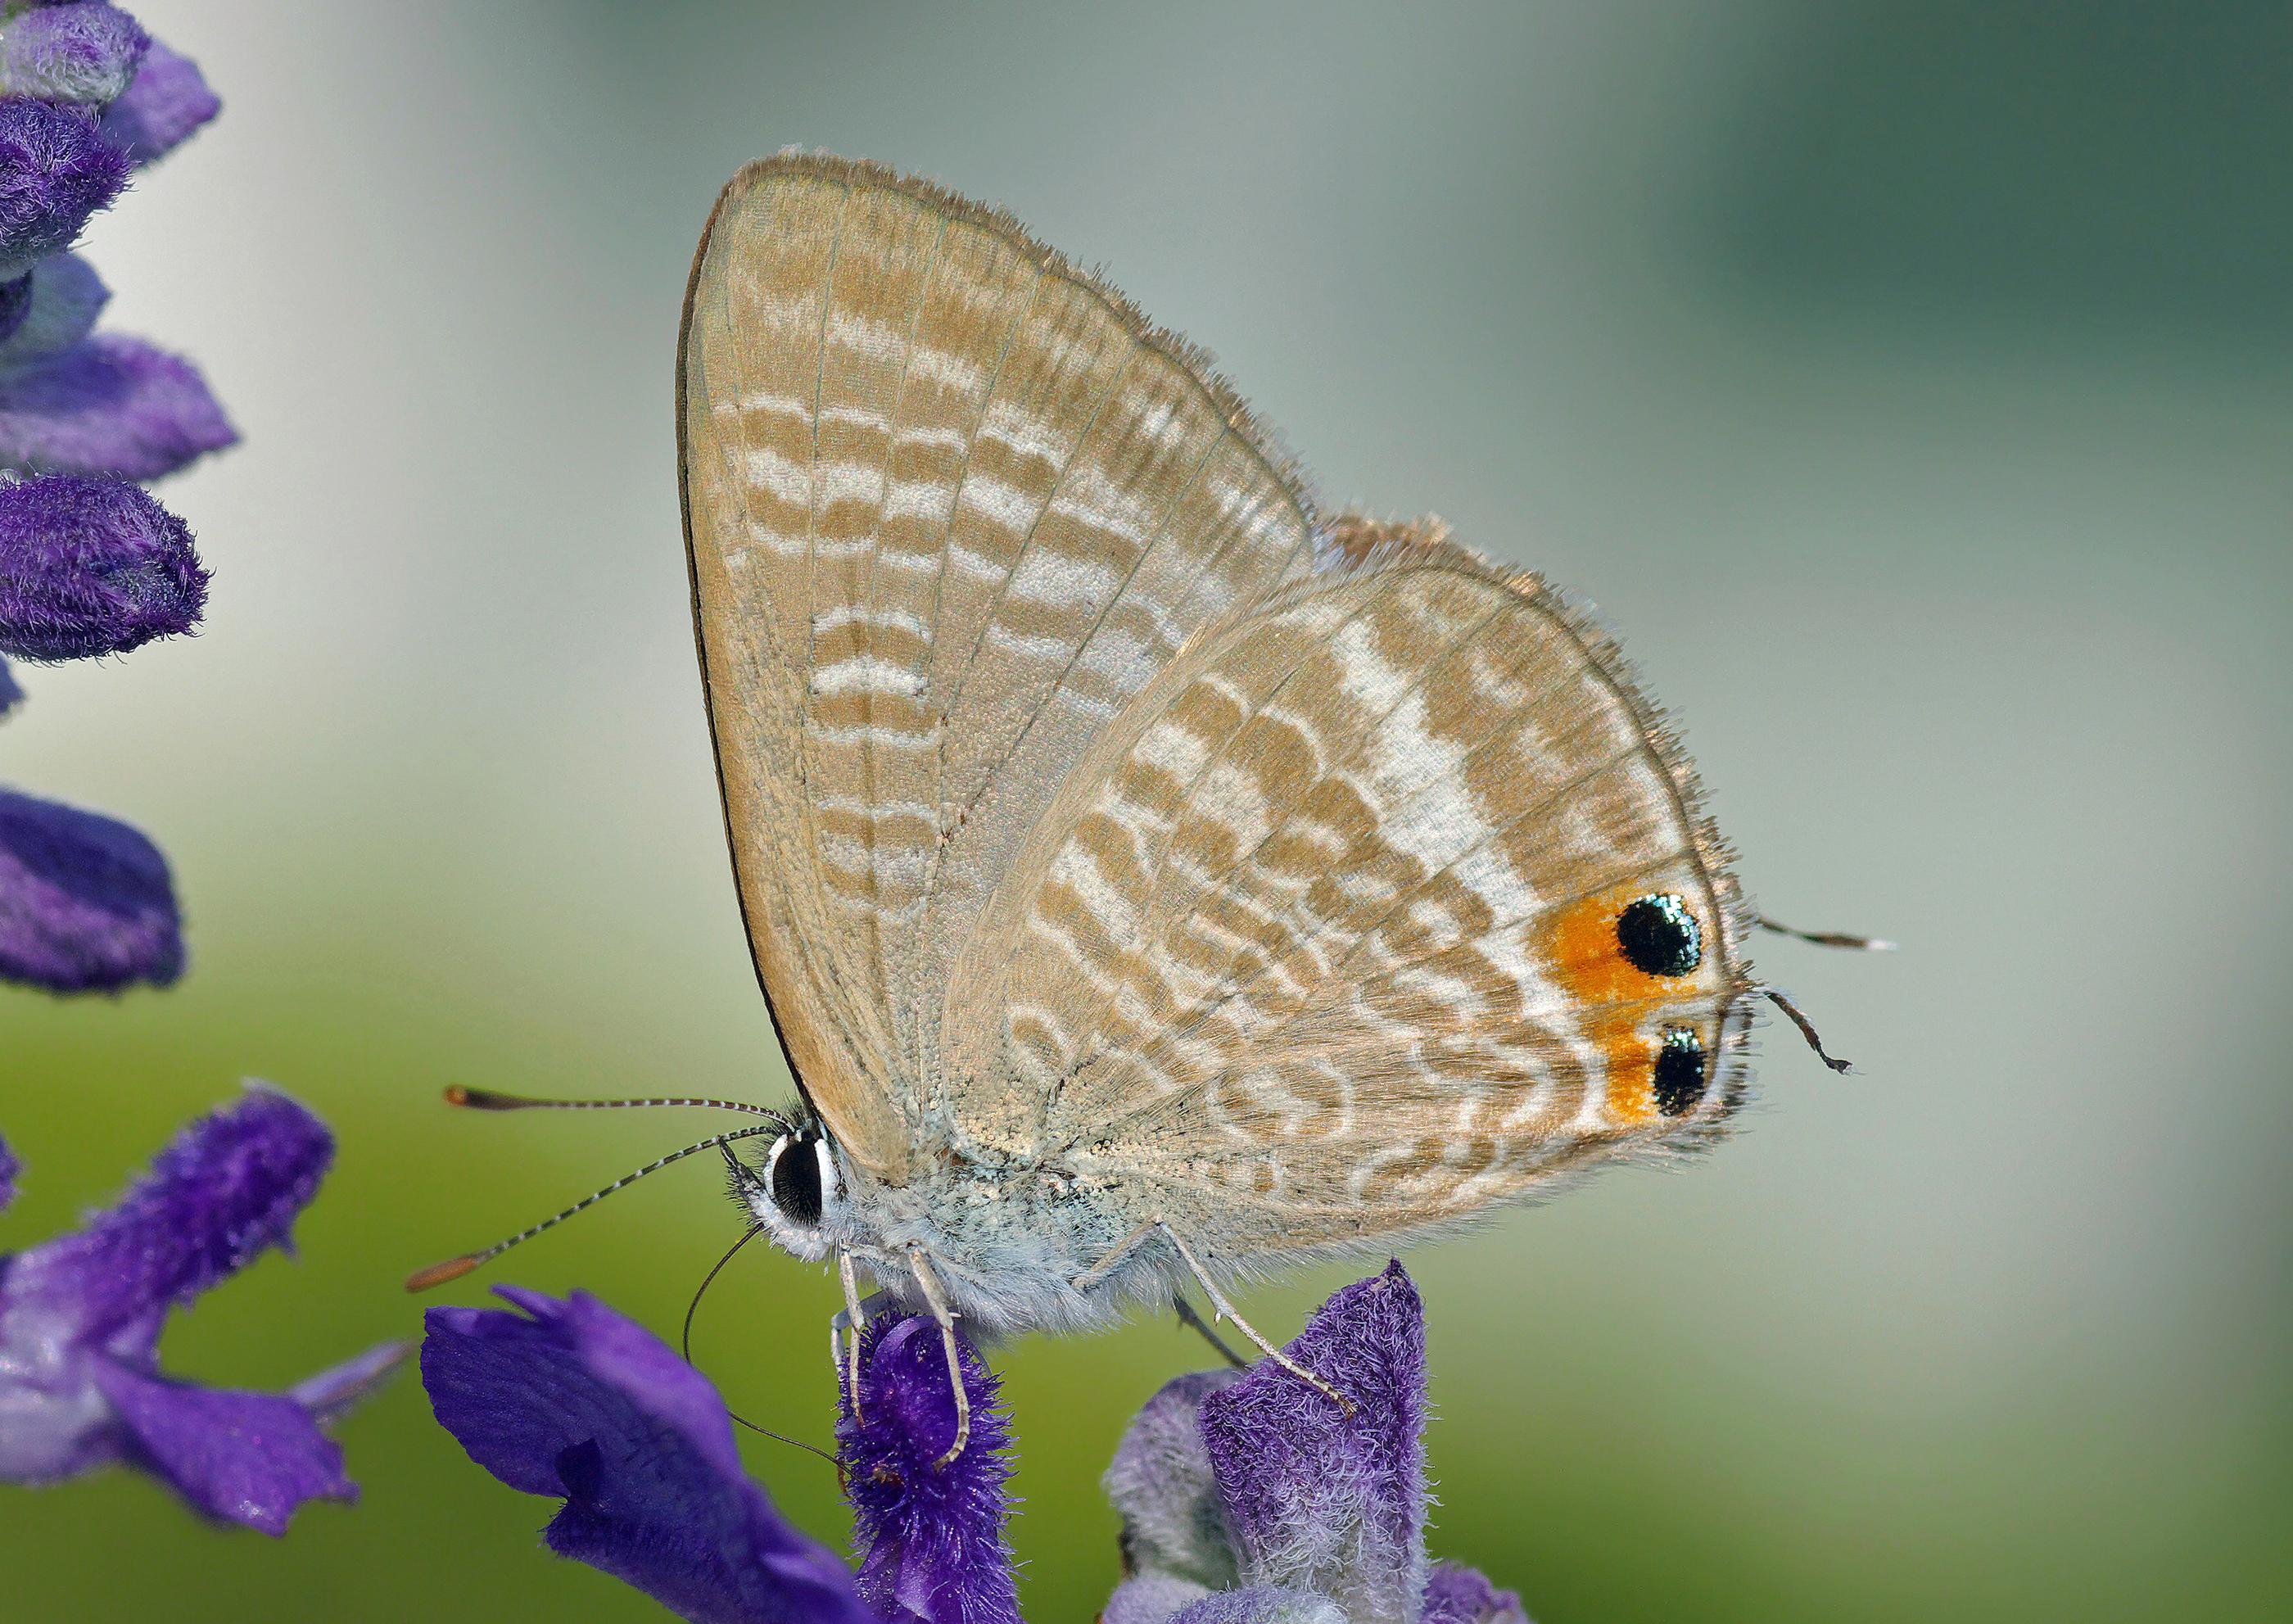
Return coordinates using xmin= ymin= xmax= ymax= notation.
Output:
xmin=948 ymin=522 xmax=1753 ymax=1255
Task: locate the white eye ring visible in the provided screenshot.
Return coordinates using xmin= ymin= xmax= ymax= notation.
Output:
xmin=812 ymin=1135 xmax=839 ymax=1203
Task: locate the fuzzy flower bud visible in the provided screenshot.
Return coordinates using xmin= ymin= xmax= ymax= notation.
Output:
xmin=97 ymin=39 xmax=216 ymax=166
xmin=0 ymin=785 xmax=183 ymax=992
xmin=0 ymin=472 xmax=205 ymax=659
xmin=0 ymin=253 xmax=105 ymax=364
xmin=0 ymin=98 xmax=129 ymax=278
xmin=0 ymin=3 xmax=150 ymax=107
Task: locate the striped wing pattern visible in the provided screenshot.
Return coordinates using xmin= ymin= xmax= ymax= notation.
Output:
xmin=681 ymin=156 xmax=1750 ymax=1253
xmin=681 ymin=157 xmax=1317 ymax=1178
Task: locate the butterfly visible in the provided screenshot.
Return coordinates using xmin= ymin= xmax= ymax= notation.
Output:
xmin=414 ymin=152 xmax=1870 ymax=1460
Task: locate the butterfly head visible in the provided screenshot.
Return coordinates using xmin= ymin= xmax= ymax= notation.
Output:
xmin=727 ymin=1120 xmax=848 ymax=1261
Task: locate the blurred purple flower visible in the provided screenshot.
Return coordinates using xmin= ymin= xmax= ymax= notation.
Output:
xmin=0 ymin=472 xmax=204 ymax=658
xmin=0 ymin=785 xmax=181 ymax=990
xmin=97 ymin=39 xmax=215 ymax=166
xmin=0 ymin=4 xmax=149 ymax=107
xmin=0 ymin=97 xmax=128 ymax=279
xmin=0 ymin=252 xmax=106 ymax=362
xmin=0 ymin=335 xmax=234 ymax=478
xmin=0 ymin=1086 xmax=408 ymax=1533
xmin=0 ymin=1129 xmax=16 ymax=1209
xmin=838 ymin=1316 xmax=1019 ymax=1624
xmin=1106 ymin=1264 xmax=1528 ymax=1624
xmin=0 ymin=7 xmax=229 ymax=996
xmin=423 ymin=1287 xmax=885 ymax=1624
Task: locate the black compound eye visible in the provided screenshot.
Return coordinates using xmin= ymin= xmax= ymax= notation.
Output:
xmin=1653 ymin=1027 xmax=1707 ymax=1117
xmin=769 ymin=1131 xmax=825 ymax=1227
xmin=1617 ymin=893 xmax=1703 ymax=977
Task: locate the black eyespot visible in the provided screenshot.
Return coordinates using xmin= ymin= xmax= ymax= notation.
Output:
xmin=1653 ymin=1027 xmax=1707 ymax=1117
xmin=1617 ymin=893 xmax=1703 ymax=977
xmin=770 ymin=1129 xmax=825 ymax=1226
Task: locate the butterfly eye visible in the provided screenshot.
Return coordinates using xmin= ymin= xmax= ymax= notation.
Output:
xmin=1616 ymin=893 xmax=1703 ymax=978
xmin=768 ymin=1129 xmax=825 ymax=1227
xmin=1653 ymin=1026 xmax=1707 ymax=1117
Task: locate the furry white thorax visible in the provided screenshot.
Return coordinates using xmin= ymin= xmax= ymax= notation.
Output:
xmin=735 ymin=1125 xmax=1187 ymax=1341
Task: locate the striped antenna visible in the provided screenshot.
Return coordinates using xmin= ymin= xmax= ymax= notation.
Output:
xmin=405 ymin=1123 xmax=783 ymax=1292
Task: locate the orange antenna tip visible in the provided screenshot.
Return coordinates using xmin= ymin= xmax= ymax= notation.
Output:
xmin=405 ymin=1255 xmax=482 ymax=1292
xmin=443 ymin=1083 xmax=472 ymax=1106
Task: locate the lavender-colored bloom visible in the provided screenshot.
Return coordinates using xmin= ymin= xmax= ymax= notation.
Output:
xmin=0 ymin=472 xmax=204 ymax=658
xmin=0 ymin=1129 xmax=16 ymax=1210
xmin=0 ymin=650 xmax=19 ymax=714
xmin=838 ymin=1317 xmax=1020 ymax=1624
xmin=0 ymin=785 xmax=182 ymax=990
xmin=0 ymin=253 xmax=107 ymax=364
xmin=1106 ymin=1263 xmax=1528 ymax=1624
xmin=97 ymin=39 xmax=215 ymax=166
xmin=0 ymin=334 xmax=234 ymax=479
xmin=423 ymin=1287 xmax=879 ymax=1624
xmin=1418 ymin=1566 xmax=1528 ymax=1624
xmin=0 ymin=3 xmax=149 ymax=106
xmin=0 ymin=97 xmax=128 ymax=279
xmin=0 ymin=1086 xmax=407 ymax=1533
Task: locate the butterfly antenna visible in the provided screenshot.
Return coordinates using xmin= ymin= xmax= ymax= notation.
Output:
xmin=683 ymin=1217 xmax=842 ymax=1472
xmin=1757 ymin=916 xmax=1897 ymax=952
xmin=405 ymin=1124 xmax=782 ymax=1292
xmin=444 ymin=1083 xmax=792 ymax=1125
xmin=1764 ymin=987 xmax=1854 ymax=1074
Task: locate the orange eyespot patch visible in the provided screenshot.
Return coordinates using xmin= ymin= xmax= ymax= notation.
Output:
xmin=1535 ymin=884 xmax=1716 ymax=1124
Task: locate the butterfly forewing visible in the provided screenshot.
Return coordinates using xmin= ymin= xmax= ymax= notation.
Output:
xmin=680 ymin=156 xmax=1317 ymax=1176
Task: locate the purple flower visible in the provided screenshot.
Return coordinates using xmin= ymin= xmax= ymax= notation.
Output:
xmin=0 ymin=650 xmax=19 ymax=714
xmin=0 ymin=97 xmax=128 ymax=279
xmin=0 ymin=252 xmax=108 ymax=362
xmin=423 ymin=1287 xmax=888 ymax=1624
xmin=0 ymin=334 xmax=234 ymax=479
xmin=0 ymin=1086 xmax=408 ymax=1532
xmin=97 ymin=39 xmax=216 ymax=166
xmin=0 ymin=1129 xmax=16 ymax=1210
xmin=1106 ymin=1264 xmax=1528 ymax=1624
xmin=0 ymin=3 xmax=149 ymax=107
xmin=0 ymin=785 xmax=183 ymax=990
xmin=0 ymin=472 xmax=204 ymax=658
xmin=839 ymin=1317 xmax=1020 ymax=1624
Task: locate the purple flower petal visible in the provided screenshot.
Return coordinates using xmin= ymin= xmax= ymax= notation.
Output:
xmin=1 ymin=1084 xmax=326 ymax=1341
xmin=88 ymin=1361 xmax=355 ymax=1535
xmin=0 ymin=3 xmax=150 ymax=107
xmin=0 ymin=1088 xmax=399 ymax=1529
xmin=1200 ymin=1263 xmax=1428 ymax=1624
xmin=1420 ymin=1563 xmax=1531 ymax=1624
xmin=0 ymin=1129 xmax=17 ymax=1210
xmin=0 ymin=334 xmax=236 ymax=480
xmin=0 ymin=785 xmax=182 ymax=993
xmin=0 ymin=473 xmax=205 ymax=659
xmin=0 ymin=98 xmax=128 ymax=278
xmin=1105 ymin=1369 xmax=1243 ymax=1588
xmin=839 ymin=1315 xmax=1019 ymax=1624
xmin=0 ymin=253 xmax=106 ymax=363
xmin=288 ymin=1339 xmax=413 ymax=1426
xmin=423 ymin=1287 xmax=873 ymax=1624
xmin=0 ymin=651 xmax=19 ymax=715
xmin=97 ymin=39 xmax=217 ymax=167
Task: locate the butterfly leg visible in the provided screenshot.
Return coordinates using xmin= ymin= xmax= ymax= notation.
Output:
xmin=1158 ymin=1223 xmax=1350 ymax=1414
xmin=834 ymin=1248 xmax=868 ymax=1422
xmin=1071 ymin=1217 xmax=1160 ymax=1292
xmin=1173 ymin=1292 xmax=1248 ymax=1369
xmin=906 ymin=1249 xmax=970 ymax=1468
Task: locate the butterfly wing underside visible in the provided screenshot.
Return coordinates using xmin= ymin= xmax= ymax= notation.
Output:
xmin=945 ymin=519 xmax=1756 ymax=1258
xmin=678 ymin=156 xmax=1320 ymax=1178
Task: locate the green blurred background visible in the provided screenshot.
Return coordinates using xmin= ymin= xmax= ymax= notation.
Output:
xmin=5 ymin=2 xmax=2288 ymax=1618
